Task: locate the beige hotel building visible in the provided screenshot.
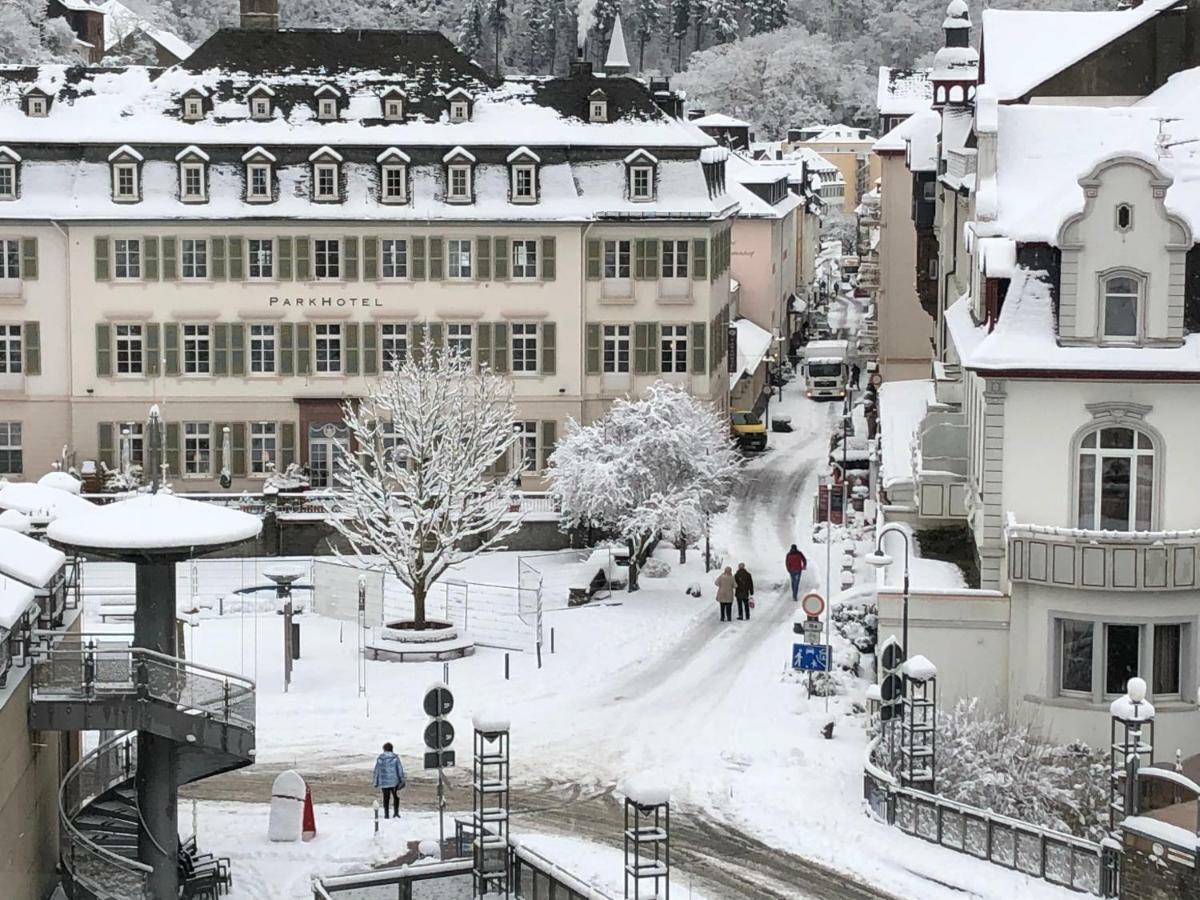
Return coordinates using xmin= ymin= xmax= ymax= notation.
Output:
xmin=0 ymin=18 xmax=738 ymax=492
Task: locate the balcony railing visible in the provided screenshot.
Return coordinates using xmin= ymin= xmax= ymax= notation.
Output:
xmin=1007 ymin=517 xmax=1200 ymax=592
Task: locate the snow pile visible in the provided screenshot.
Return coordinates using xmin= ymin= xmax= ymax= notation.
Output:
xmin=1109 ymin=695 xmax=1155 ymax=722
xmin=900 ymin=655 xmax=937 ymax=682
xmin=1121 ymin=816 xmax=1199 ymax=849
xmin=877 ymin=379 xmax=934 ymax=490
xmin=0 ymin=528 xmax=66 ymax=588
xmin=472 ymin=711 xmax=511 ymax=733
xmin=37 ymin=471 xmax=83 ymax=494
xmin=0 ymin=510 xmax=32 ymax=533
xmin=0 ymin=577 xmax=36 ymax=631
xmin=622 ymin=775 xmax=670 ymax=808
xmin=47 ymin=492 xmax=262 ymax=551
xmin=0 ymin=481 xmax=96 ymax=522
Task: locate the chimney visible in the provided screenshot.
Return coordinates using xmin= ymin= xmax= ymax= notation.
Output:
xmin=570 ymin=46 xmax=593 ymax=78
xmin=241 ymin=0 xmax=280 ymax=30
xmin=687 ymin=108 xmax=706 ymax=121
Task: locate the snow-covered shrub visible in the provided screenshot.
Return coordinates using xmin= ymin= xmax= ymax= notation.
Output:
xmin=935 ymin=699 xmax=1108 ymax=841
xmin=833 ymin=601 xmax=877 ymax=655
xmin=642 ymin=557 xmax=671 ymax=579
xmin=102 ymin=463 xmax=143 ymax=493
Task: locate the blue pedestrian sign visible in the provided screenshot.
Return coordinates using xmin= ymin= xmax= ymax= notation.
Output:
xmin=793 ymin=643 xmax=831 ymax=672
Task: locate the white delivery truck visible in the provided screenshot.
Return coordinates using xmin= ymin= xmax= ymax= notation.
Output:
xmin=802 ymin=339 xmax=851 ymax=400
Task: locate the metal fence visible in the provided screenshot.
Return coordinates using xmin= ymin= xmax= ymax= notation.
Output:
xmin=863 ymin=746 xmax=1108 ymax=896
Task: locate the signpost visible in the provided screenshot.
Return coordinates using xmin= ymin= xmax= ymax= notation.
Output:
xmin=792 ymin=643 xmax=832 ymax=672
xmin=423 ymin=683 xmax=455 ymax=849
xmin=796 ymin=592 xmax=827 ymax=695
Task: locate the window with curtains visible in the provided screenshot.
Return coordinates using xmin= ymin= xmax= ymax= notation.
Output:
xmin=1102 ymin=273 xmax=1140 ymax=339
xmin=1153 ymin=623 xmax=1182 ymax=695
xmin=512 ymin=240 xmax=537 ymax=278
xmin=1076 ymin=426 xmax=1154 ymax=531
xmin=448 ymin=239 xmax=472 ymax=278
xmin=1057 ymin=617 xmax=1187 ymax=699
xmin=1059 ymin=619 xmax=1093 ymax=694
xmin=183 ymin=422 xmax=211 ymax=476
xmin=251 ymin=422 xmax=277 ymax=475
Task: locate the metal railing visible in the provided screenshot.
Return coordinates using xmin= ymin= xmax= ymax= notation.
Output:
xmin=863 ymin=745 xmax=1107 ymax=895
xmin=32 ymin=638 xmax=256 ymax=732
xmin=59 ymin=732 xmax=151 ymax=900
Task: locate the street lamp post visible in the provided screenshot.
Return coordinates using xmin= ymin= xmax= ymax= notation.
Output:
xmin=865 ymin=524 xmax=912 ymax=655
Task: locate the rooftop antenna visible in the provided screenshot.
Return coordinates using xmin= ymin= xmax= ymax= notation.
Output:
xmin=1153 ymin=116 xmax=1198 ymax=158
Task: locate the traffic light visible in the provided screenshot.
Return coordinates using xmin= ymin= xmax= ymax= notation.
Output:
xmin=878 ymin=636 xmax=905 ymax=723
xmin=423 ymin=683 xmax=455 ymax=770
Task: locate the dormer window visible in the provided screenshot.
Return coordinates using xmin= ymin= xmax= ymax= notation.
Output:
xmin=443 ymin=146 xmax=476 ymax=203
xmin=243 ymin=146 xmax=277 ymax=203
xmin=176 ymin=146 xmax=210 ymax=203
xmin=315 ymin=85 xmax=342 ymax=122
xmin=28 ymin=96 xmax=47 ymax=117
xmin=376 ymin=148 xmax=410 ymax=204
xmin=624 ymin=149 xmax=658 ymax=202
xmin=381 ymin=87 xmax=406 ymax=121
xmin=445 ymin=88 xmax=473 ymax=123
xmin=588 ymin=90 xmax=608 ymax=123
xmin=247 ymin=84 xmax=275 ymax=120
xmin=0 ymin=147 xmax=21 ymax=201
xmin=108 ymin=145 xmax=144 ymax=203
xmin=1102 ymin=272 xmax=1142 ymax=340
xmin=1115 ymin=203 xmax=1134 ymax=233
xmin=309 ymin=146 xmax=343 ymax=202
xmin=180 ymin=87 xmax=209 ymax=121
xmin=506 ymin=146 xmax=540 ymax=204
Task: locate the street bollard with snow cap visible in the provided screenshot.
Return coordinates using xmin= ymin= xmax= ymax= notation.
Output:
xmin=268 ymin=770 xmax=306 ymax=842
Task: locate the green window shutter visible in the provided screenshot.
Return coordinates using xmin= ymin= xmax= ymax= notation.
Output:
xmin=647 ymin=322 xmax=659 ymax=374
xmin=343 ymin=237 xmax=359 ymax=281
xmin=211 ymin=237 xmax=227 ymax=280
xmin=428 ymin=237 xmax=444 ymax=280
xmin=279 ymin=322 xmax=295 ymax=375
xmin=213 ymin=322 xmax=229 ymax=376
xmin=227 ymin=236 xmax=244 ymax=280
xmin=476 ymin=322 xmax=492 ymax=370
xmin=428 ymin=322 xmax=443 ymax=353
xmin=363 ymin=237 xmax=379 ymax=281
xmin=231 ymin=423 xmax=247 ymax=477
xmin=412 ymin=237 xmax=426 ymax=279
xmin=21 ymin=238 xmax=37 ymax=280
xmin=634 ymin=322 xmax=650 ymax=374
xmin=585 ymin=323 xmax=601 ymax=375
xmin=692 ymin=238 xmax=708 ymax=280
xmin=280 ymin=421 xmax=297 ymax=468
xmin=278 ymin=237 xmax=294 ymax=280
xmin=22 ymin=321 xmax=40 ymax=375
xmin=95 ymin=323 xmax=112 ymax=376
xmin=144 ymin=323 xmax=160 ymax=376
xmin=229 ymin=322 xmax=245 ymax=375
xmin=163 ymin=322 xmax=180 ymax=376
xmin=144 ymin=237 xmax=159 ymax=280
xmin=97 ymin=422 xmax=115 ymax=468
xmin=162 ymin=237 xmax=177 ymax=280
xmin=345 ymin=322 xmax=360 ymax=374
xmin=294 ymin=236 xmax=310 ymax=280
xmin=410 ymin=322 xmax=425 ymax=361
xmin=164 ymin=422 xmax=180 ymax=478
xmin=94 ymin=236 xmax=110 ymax=281
xmin=362 ymin=322 xmax=378 ymax=375
xmin=492 ymin=237 xmax=508 ymax=280
xmin=475 ymin=236 xmax=491 ymax=280
xmin=634 ymin=239 xmax=647 ymax=280
xmin=539 ymin=420 xmax=556 ymax=471
xmin=541 ymin=321 xmax=556 ymax=375
xmin=586 ymin=239 xmax=601 ymax=280
xmin=295 ymin=322 xmax=311 ymax=374
xmin=646 ymin=240 xmax=659 ymax=278
xmin=492 ymin=322 xmax=508 ymax=374
xmin=541 ymin=236 xmax=556 ymax=281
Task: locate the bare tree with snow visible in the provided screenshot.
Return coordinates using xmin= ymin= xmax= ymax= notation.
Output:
xmin=329 ymin=339 xmax=522 ymax=629
xmin=548 ymin=380 xmax=740 ymax=590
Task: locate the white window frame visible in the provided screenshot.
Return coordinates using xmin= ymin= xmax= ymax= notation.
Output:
xmin=446 ymin=322 xmax=473 ymax=360
xmin=589 ymin=100 xmax=607 ymax=122
xmin=114 ymin=323 xmax=144 ymax=376
xmin=112 ymin=163 xmax=139 ymax=202
xmin=449 ymin=100 xmax=469 ymax=122
xmin=515 ymin=420 xmax=539 ymax=472
xmin=183 ymin=97 xmax=204 ymax=121
xmin=1101 ymin=271 xmax=1142 ymax=341
xmin=660 ymin=323 xmax=689 ymax=373
xmin=629 ymin=165 xmax=654 ymax=201
xmin=119 ymin=422 xmax=145 ymax=466
xmin=384 ymin=98 xmax=404 ymax=120
xmin=181 ymin=238 xmax=209 ymax=280
xmin=318 ymin=98 xmax=339 ymax=121
xmin=0 ymin=164 xmax=16 ymax=200
xmin=661 ymin=240 xmax=689 ymax=279
xmin=512 ymin=165 xmax=537 ymax=203
xmin=251 ymin=422 xmax=277 ymax=475
xmin=0 ymin=239 xmax=17 ymax=280
xmin=28 ymin=97 xmax=47 ymax=117
xmin=380 ymin=323 xmax=408 ymax=371
xmin=313 ymin=163 xmax=340 ymax=201
xmin=247 ymin=238 xmax=274 ymax=280
xmin=381 ymin=239 xmax=408 ymax=280
xmin=180 ymin=162 xmax=207 ymax=202
xmin=314 ymin=323 xmax=342 ymax=374
xmin=447 ymin=164 xmax=472 ymax=202
xmin=0 ymin=421 xmax=20 ymax=474
xmin=1055 ymin=617 xmax=1189 ymax=703
xmin=603 ymin=324 xmax=631 ymax=374
xmin=381 ymin=165 xmax=408 ymax=203
xmin=510 ymin=322 xmax=540 ymax=375
xmin=250 ymin=96 xmax=272 ymax=120
xmin=0 ymin=324 xmax=21 ymax=374
xmin=447 ymin=239 xmax=472 ymax=279
xmin=249 ymin=323 xmax=276 ymax=374
xmin=511 ymin=239 xmax=538 ymax=279
xmin=183 ymin=421 xmax=212 ymax=477
xmin=603 ymin=239 xmax=631 ymax=279
xmin=182 ymin=323 xmax=212 ymax=376
xmin=247 ymin=163 xmax=273 ymax=202
xmin=114 ymin=238 xmax=142 ymax=281
xmin=1076 ymin=425 xmax=1155 ymax=532
xmin=313 ymin=238 xmax=341 ymax=280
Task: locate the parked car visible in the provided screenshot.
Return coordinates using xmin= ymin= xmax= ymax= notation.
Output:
xmin=731 ymin=410 xmax=768 ymax=452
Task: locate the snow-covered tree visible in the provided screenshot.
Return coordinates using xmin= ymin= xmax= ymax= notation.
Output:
xmin=746 ymin=0 xmax=785 ymax=34
xmin=329 ymin=339 xmax=522 ymax=629
xmin=486 ymin=0 xmax=509 ymax=75
xmin=670 ymin=0 xmax=692 ymax=68
xmin=526 ymin=0 xmax=560 ymax=71
xmin=700 ymin=0 xmax=741 ymax=45
xmin=631 ymin=0 xmax=661 ymax=70
xmin=586 ymin=0 xmax=622 ymax=64
xmin=459 ymin=0 xmax=486 ymax=61
xmin=549 ymin=381 xmax=740 ymax=590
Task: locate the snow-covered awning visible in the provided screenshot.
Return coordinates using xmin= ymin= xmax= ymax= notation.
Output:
xmin=0 ymin=528 xmax=65 ymax=589
xmin=47 ymin=492 xmax=262 ymax=553
xmin=0 ymin=146 xmax=23 ymax=163
xmin=729 ymin=318 xmax=775 ymax=389
xmin=174 ymin=145 xmax=210 ymax=162
xmin=107 ymin=144 xmax=143 ymax=163
xmin=443 ymin=146 xmax=476 ymax=164
xmin=624 ymin=148 xmax=658 ymax=166
xmin=0 ymin=578 xmax=36 ymax=632
xmin=0 ymin=482 xmax=96 ymax=523
xmin=308 ymin=145 xmax=344 ymax=163
xmin=242 ymin=146 xmax=277 ymax=163
xmin=878 ymin=379 xmax=934 ymax=490
xmin=376 ymin=147 xmax=411 ymax=164
xmin=505 ymin=146 xmax=541 ymax=164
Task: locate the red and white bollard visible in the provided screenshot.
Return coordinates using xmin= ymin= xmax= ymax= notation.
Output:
xmin=301 ymin=786 xmax=317 ymax=842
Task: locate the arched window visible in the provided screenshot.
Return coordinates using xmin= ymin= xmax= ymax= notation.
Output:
xmin=1077 ymin=426 xmax=1154 ymax=531
xmin=1101 ymin=273 xmax=1140 ymax=339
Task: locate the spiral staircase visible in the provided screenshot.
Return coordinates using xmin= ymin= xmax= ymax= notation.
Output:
xmin=29 ymin=637 xmax=256 ymax=900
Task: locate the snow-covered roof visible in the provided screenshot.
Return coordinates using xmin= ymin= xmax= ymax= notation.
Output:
xmin=0 ymin=482 xmax=96 ymax=522
xmin=1121 ymin=816 xmax=1198 ymax=850
xmin=876 ymin=67 xmax=932 ymax=117
xmin=798 ymin=124 xmax=874 ymax=145
xmin=901 ymin=654 xmax=937 ymax=682
xmin=58 ymin=0 xmax=102 ymax=11
xmin=0 ymin=578 xmax=36 ymax=632
xmin=980 ymin=0 xmax=1176 ymax=102
xmin=878 ymin=379 xmax=934 ymax=489
xmin=47 ymin=492 xmax=262 ymax=553
xmin=98 ymin=0 xmax=193 ymax=62
xmin=692 ymin=112 xmax=749 ymax=129
xmin=0 ymin=528 xmax=66 ymax=589
xmin=730 ymin=318 xmax=775 ymax=388
xmin=873 ymin=106 xmax=938 ymax=174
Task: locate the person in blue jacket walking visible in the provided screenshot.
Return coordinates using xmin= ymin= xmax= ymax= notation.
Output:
xmin=373 ymin=742 xmax=406 ymax=819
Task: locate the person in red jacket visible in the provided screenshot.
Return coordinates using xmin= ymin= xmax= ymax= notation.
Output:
xmin=785 ymin=544 xmax=807 ymax=601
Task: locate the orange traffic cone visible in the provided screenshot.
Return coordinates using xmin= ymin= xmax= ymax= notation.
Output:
xmin=301 ymin=786 xmax=317 ymax=842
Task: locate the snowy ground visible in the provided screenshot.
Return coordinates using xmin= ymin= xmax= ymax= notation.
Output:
xmin=84 ymin=376 xmax=1074 ymax=899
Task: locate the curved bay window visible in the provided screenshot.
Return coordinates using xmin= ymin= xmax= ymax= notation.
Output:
xmin=1101 ymin=273 xmax=1140 ymax=339
xmin=1076 ymin=426 xmax=1154 ymax=531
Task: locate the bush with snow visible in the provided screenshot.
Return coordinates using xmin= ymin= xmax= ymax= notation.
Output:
xmin=833 ymin=601 xmax=877 ymax=655
xmin=642 ymin=557 xmax=671 ymax=579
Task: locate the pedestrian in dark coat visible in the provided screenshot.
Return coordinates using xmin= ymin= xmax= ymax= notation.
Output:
xmin=372 ymin=742 xmax=405 ymax=819
xmin=734 ymin=563 xmax=754 ymax=621
xmin=714 ymin=567 xmax=735 ymax=622
xmin=785 ymin=545 xmax=808 ymax=601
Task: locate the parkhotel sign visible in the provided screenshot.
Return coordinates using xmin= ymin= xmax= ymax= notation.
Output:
xmin=269 ymin=295 xmax=384 ymax=309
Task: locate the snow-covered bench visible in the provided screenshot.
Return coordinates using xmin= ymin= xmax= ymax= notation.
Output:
xmin=96 ymin=594 xmax=136 ymax=622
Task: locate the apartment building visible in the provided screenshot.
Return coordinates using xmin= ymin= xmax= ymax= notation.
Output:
xmin=0 ymin=9 xmax=736 ymax=492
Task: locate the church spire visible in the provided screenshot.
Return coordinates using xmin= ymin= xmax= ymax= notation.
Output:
xmin=604 ymin=13 xmax=630 ymax=76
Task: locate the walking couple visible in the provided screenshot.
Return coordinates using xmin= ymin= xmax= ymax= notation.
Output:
xmin=714 ymin=563 xmax=755 ymax=621
xmin=372 ymin=742 xmax=407 ymax=819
